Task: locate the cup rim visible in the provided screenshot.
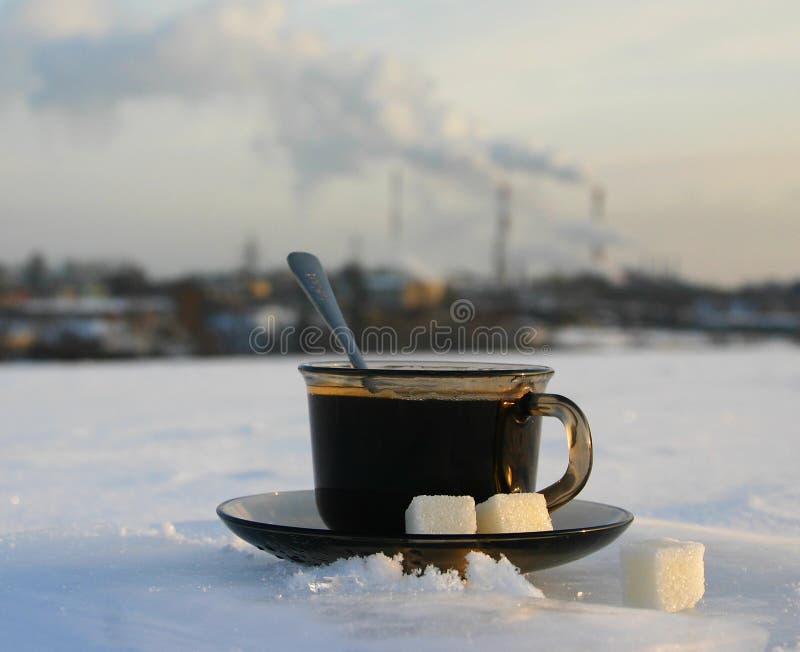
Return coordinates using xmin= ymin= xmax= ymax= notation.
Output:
xmin=298 ymin=359 xmax=554 ymax=378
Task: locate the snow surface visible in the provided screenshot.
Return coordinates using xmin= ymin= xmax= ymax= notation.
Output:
xmin=1 ymin=340 xmax=799 ymax=650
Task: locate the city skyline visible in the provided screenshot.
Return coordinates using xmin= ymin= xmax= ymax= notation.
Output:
xmin=1 ymin=0 xmax=798 ymax=286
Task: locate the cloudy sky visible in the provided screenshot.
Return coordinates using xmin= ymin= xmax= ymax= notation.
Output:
xmin=1 ymin=0 xmax=798 ymax=285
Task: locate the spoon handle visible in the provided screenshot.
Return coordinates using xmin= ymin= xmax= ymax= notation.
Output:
xmin=287 ymin=252 xmax=367 ymax=369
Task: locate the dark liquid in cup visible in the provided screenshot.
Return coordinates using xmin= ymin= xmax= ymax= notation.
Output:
xmin=308 ymin=392 xmax=540 ymax=534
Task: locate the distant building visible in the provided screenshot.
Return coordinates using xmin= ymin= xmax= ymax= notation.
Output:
xmin=1 ymin=295 xmax=185 ymax=358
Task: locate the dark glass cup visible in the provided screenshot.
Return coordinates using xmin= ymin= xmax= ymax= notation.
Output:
xmin=299 ymin=361 xmax=593 ymax=535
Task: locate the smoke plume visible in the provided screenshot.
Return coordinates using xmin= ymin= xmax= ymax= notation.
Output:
xmin=0 ymin=0 xmax=586 ymax=192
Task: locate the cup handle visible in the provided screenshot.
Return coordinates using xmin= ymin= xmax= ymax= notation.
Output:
xmin=523 ymin=392 xmax=593 ymax=512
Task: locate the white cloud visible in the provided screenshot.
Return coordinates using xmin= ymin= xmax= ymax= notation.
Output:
xmin=9 ymin=0 xmax=118 ymax=39
xmin=0 ymin=0 xmax=586 ymax=193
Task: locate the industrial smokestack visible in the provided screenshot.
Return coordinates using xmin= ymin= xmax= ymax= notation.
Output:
xmin=494 ymin=182 xmax=511 ymax=283
xmin=389 ymin=169 xmax=403 ymax=266
xmin=590 ymin=185 xmax=606 ymax=266
xmin=242 ymin=234 xmax=259 ymax=276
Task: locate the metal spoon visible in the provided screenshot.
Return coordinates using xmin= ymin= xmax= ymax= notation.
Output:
xmin=287 ymin=251 xmax=367 ymax=369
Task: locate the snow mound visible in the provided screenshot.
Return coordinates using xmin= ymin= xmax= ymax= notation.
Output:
xmin=261 ymin=551 xmax=544 ymax=599
xmin=465 ymin=551 xmax=545 ymax=598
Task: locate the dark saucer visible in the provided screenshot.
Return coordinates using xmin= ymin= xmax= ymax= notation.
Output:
xmin=217 ymin=490 xmax=634 ymax=574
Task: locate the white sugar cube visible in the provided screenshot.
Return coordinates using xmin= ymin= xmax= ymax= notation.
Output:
xmin=405 ymin=495 xmax=477 ymax=534
xmin=475 ymin=492 xmax=553 ymax=534
xmin=621 ymin=538 xmax=705 ymax=612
